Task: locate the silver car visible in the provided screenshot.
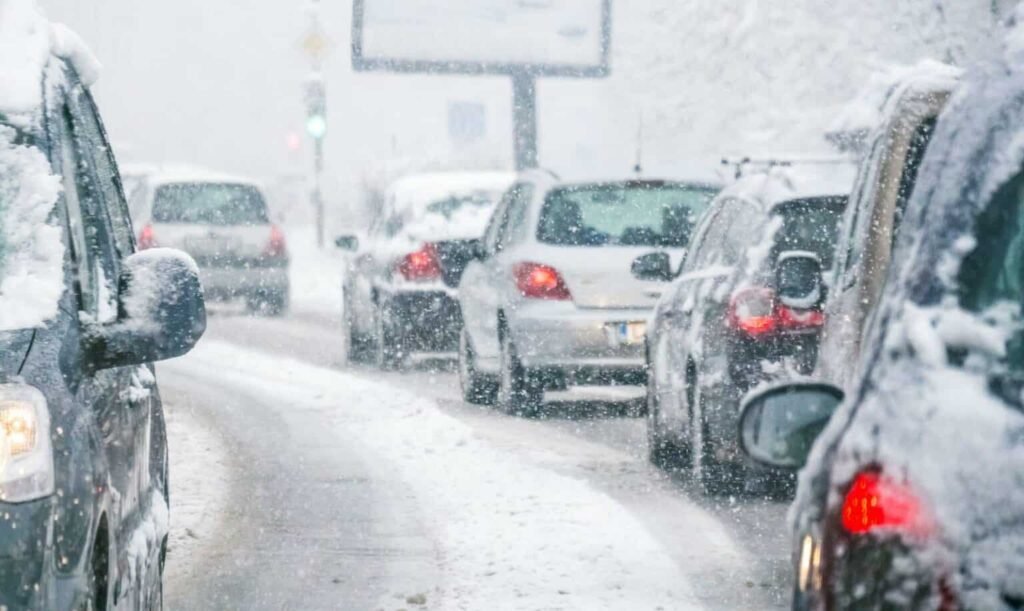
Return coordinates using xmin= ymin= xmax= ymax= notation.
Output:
xmin=458 ymin=171 xmax=720 ymax=414
xmin=130 ymin=170 xmax=289 ymax=314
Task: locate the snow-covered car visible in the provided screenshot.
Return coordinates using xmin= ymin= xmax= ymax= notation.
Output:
xmin=0 ymin=6 xmax=205 ymax=609
xmin=457 ymin=172 xmax=720 ymax=415
xmin=643 ymin=166 xmax=853 ymax=494
xmin=337 ymin=170 xmax=516 ymax=368
xmin=739 ymin=35 xmax=1024 ymax=610
xmin=817 ymin=63 xmax=961 ymax=390
xmin=130 ymin=170 xmax=289 ymax=315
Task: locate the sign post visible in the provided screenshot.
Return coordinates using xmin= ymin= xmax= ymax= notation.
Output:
xmin=351 ymin=0 xmax=611 ymax=171
xmin=302 ymin=0 xmax=330 ymax=246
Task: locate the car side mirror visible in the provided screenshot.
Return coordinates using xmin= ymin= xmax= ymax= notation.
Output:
xmin=738 ymin=381 xmax=844 ymax=469
xmin=335 ymin=235 xmax=359 ymax=251
xmin=83 ymin=249 xmax=207 ymax=372
xmin=776 ymin=251 xmax=824 ymax=308
xmin=631 ymin=252 xmax=673 ymax=282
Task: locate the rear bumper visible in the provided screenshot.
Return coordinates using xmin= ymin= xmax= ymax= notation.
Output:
xmin=509 ymin=304 xmax=649 ymax=382
xmin=381 ymin=290 xmax=462 ymax=352
xmin=199 ymin=265 xmax=289 ymax=300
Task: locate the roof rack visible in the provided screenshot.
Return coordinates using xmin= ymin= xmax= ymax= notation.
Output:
xmin=721 ymin=156 xmax=851 ymax=180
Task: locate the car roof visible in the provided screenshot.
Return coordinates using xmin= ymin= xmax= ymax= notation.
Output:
xmin=0 ymin=1 xmax=100 ymax=122
xmin=717 ymin=163 xmax=856 ymax=210
xmin=387 ymin=170 xmax=516 ymax=213
xmin=145 ymin=166 xmax=264 ymax=191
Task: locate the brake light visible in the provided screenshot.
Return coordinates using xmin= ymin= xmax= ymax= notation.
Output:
xmin=513 ymin=262 xmax=572 ymax=301
xmin=841 ymin=472 xmax=931 ymax=536
xmin=265 ymin=225 xmax=287 ymax=258
xmin=138 ymin=224 xmax=157 ymax=250
xmin=727 ymin=287 xmax=825 ymax=338
xmin=397 ymin=243 xmax=442 ymax=281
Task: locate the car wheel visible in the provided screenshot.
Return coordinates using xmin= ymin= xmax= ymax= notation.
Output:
xmin=373 ymin=304 xmax=404 ymax=370
xmin=690 ymin=372 xmax=739 ymax=496
xmin=459 ymin=329 xmax=497 ymax=405
xmin=80 ymin=536 xmax=109 ymax=611
xmin=646 ymin=365 xmax=689 ymax=469
xmin=497 ymin=330 xmax=542 ymax=417
xmin=343 ymin=291 xmax=372 ymax=364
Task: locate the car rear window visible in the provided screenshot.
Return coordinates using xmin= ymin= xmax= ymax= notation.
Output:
xmin=152 ymin=183 xmax=269 ymax=226
xmin=536 ymin=182 xmax=718 ymax=247
xmin=770 ymin=197 xmax=847 ymax=268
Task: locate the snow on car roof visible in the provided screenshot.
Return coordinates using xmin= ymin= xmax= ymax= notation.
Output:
xmin=0 ymin=0 xmax=100 ymax=121
xmin=146 ymin=166 xmax=264 ymax=191
xmin=718 ymin=162 xmax=856 ymax=208
xmin=387 ymin=171 xmax=516 ymax=213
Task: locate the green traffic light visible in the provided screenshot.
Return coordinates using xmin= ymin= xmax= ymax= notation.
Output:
xmin=306 ymin=114 xmax=327 ymax=139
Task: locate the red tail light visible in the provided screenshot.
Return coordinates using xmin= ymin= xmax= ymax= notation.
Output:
xmin=138 ymin=224 xmax=157 ymax=250
xmin=727 ymin=287 xmax=825 ymax=338
xmin=841 ymin=472 xmax=931 ymax=536
xmin=397 ymin=243 xmax=442 ymax=281
xmin=514 ymin=262 xmax=572 ymax=300
xmin=264 ymin=225 xmax=287 ymax=258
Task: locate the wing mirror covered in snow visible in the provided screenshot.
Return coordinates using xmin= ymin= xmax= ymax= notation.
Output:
xmin=83 ymin=249 xmax=206 ymax=372
xmin=335 ymin=235 xmax=359 ymax=252
xmin=776 ymin=251 xmax=824 ymax=309
xmin=738 ymin=381 xmax=844 ymax=469
xmin=631 ymin=252 xmax=673 ymax=282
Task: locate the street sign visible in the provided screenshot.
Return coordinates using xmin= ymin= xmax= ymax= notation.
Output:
xmin=352 ymin=0 xmax=611 ymax=77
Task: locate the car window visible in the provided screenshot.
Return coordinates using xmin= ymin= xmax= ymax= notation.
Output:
xmin=891 ymin=118 xmax=937 ymax=249
xmin=70 ymin=85 xmax=135 ymax=259
xmin=695 ymin=198 xmax=745 ymax=267
xmin=843 ymin=132 xmax=890 ymax=278
xmin=482 ymin=184 xmax=517 ymax=256
xmin=680 ymin=202 xmax=724 ymax=273
xmin=536 ymin=183 xmax=717 ymax=247
xmin=501 ymin=183 xmax=534 ymax=247
xmin=769 ymin=198 xmax=848 ymax=269
xmin=152 ymin=183 xmax=269 ymax=226
xmin=58 ymin=107 xmax=118 ymax=321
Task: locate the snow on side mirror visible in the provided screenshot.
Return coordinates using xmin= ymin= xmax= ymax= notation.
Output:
xmin=83 ymin=249 xmax=206 ymax=372
xmin=738 ymin=381 xmax=843 ymax=470
xmin=631 ymin=252 xmax=673 ymax=282
xmin=776 ymin=250 xmax=824 ymax=309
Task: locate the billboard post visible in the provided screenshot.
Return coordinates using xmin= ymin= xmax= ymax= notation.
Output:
xmin=352 ymin=0 xmax=611 ymax=170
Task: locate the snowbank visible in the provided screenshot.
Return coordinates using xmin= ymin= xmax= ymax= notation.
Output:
xmin=171 ymin=338 xmax=703 ymax=609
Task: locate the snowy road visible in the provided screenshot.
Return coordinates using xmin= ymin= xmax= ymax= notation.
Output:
xmin=158 ymin=311 xmax=790 ymax=610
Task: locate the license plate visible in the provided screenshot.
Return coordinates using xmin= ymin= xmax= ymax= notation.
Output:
xmin=606 ymin=321 xmax=646 ymax=346
xmin=185 ymin=236 xmax=239 ymax=254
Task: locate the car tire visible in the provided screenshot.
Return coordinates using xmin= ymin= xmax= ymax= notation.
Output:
xmin=247 ymin=291 xmax=288 ymax=317
xmin=459 ymin=330 xmax=498 ymax=405
xmin=80 ymin=536 xmax=109 ymax=611
xmin=690 ymin=372 xmax=739 ymax=496
xmin=497 ymin=330 xmax=542 ymax=417
xmin=646 ymin=364 xmax=690 ymax=469
xmin=343 ymin=291 xmax=373 ymax=364
xmin=373 ymin=304 xmax=404 ymax=370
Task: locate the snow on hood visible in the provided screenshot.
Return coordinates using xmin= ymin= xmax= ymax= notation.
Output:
xmin=0 ymin=125 xmax=64 ymax=331
xmin=0 ymin=0 xmax=100 ymax=121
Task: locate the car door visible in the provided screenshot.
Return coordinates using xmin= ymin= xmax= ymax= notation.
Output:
xmin=657 ymin=201 xmax=732 ymax=432
xmin=348 ymin=210 xmax=391 ymax=336
xmin=51 ymin=88 xmax=141 ymax=602
xmin=459 ymin=184 xmax=519 ymax=369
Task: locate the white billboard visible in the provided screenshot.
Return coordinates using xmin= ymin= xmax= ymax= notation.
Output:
xmin=352 ymin=0 xmax=611 ymax=76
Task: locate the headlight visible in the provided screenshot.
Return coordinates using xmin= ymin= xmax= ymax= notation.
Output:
xmin=0 ymin=385 xmax=54 ymax=503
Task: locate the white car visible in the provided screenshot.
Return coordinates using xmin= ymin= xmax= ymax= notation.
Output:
xmin=129 ymin=169 xmax=289 ymax=314
xmin=458 ymin=171 xmax=720 ymax=414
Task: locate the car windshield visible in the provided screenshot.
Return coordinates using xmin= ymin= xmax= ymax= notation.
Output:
xmin=770 ymin=197 xmax=847 ymax=268
xmin=152 ymin=183 xmax=268 ymax=226
xmin=536 ymin=183 xmax=718 ymax=247
xmin=0 ymin=125 xmax=64 ymax=332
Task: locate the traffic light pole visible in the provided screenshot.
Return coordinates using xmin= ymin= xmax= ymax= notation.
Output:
xmin=314 ymin=137 xmax=324 ymax=247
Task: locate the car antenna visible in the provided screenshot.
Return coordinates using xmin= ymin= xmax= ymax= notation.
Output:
xmin=634 ymin=110 xmax=644 ymax=176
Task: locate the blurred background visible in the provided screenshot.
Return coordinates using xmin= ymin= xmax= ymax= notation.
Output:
xmin=39 ymin=0 xmax=1012 ymax=231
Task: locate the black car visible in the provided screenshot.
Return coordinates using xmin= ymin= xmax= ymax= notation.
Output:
xmin=739 ymin=36 xmax=1024 ymax=610
xmin=0 ymin=32 xmax=205 ymax=610
xmin=639 ymin=167 xmax=852 ymax=494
